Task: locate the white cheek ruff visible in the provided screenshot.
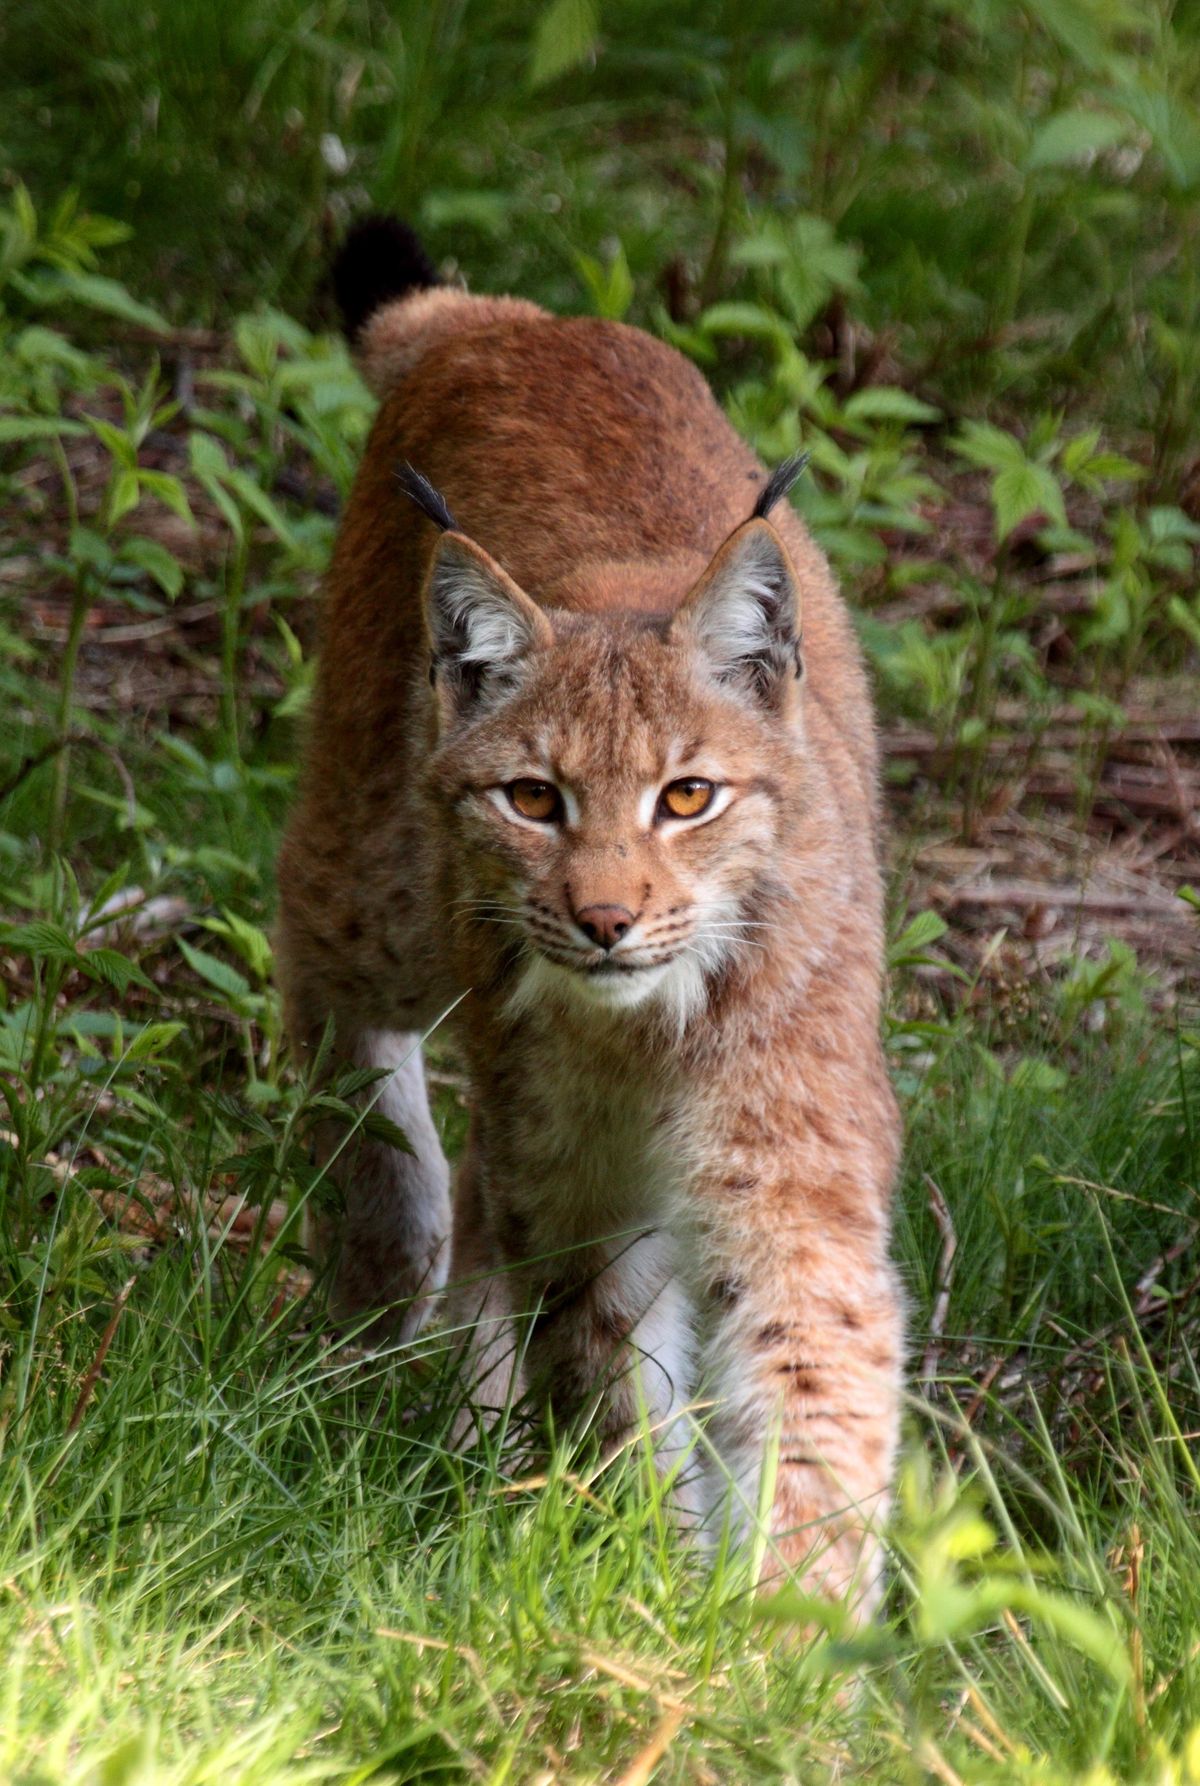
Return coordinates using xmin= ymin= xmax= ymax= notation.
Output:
xmin=504 ymin=950 xmax=716 ymax=1037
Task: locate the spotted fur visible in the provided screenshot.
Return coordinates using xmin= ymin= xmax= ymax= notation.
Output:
xmin=276 ymin=235 xmax=904 ymax=1616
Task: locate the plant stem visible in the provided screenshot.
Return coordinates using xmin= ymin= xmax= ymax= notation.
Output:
xmin=993 ymin=180 xmax=1035 ymax=338
xmin=221 ymin=535 xmax=249 ymax=761
xmin=50 ymin=573 xmax=93 ymax=852
xmin=697 ymin=21 xmax=747 ymax=309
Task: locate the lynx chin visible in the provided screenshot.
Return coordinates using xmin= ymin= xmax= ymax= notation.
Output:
xmin=276 ymin=215 xmax=904 ymax=1616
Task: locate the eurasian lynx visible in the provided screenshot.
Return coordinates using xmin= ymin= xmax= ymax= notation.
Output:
xmin=276 ymin=218 xmax=903 ymax=1612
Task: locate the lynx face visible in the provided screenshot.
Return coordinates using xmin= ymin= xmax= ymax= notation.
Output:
xmin=424 ymin=523 xmax=807 ymax=1024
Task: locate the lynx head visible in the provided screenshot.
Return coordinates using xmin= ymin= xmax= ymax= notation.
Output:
xmin=416 ymin=468 xmax=809 ymax=1031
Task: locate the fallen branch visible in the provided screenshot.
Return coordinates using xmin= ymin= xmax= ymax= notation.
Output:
xmin=920 ymin=1173 xmax=958 ymax=1388
xmin=937 ymin=878 xmax=1184 ymax=917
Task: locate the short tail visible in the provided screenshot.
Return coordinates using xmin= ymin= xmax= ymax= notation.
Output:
xmin=333 ymin=214 xmax=543 ymax=398
xmin=332 ymin=215 xmax=441 ymax=344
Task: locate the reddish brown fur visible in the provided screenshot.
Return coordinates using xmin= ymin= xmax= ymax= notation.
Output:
xmin=276 ymin=284 xmax=904 ymax=1612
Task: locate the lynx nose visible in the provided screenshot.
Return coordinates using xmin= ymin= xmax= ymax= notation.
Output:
xmin=573 ymin=903 xmax=635 ymax=951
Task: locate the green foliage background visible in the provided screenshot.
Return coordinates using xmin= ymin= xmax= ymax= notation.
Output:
xmin=0 ymin=2 xmax=1198 ymax=1781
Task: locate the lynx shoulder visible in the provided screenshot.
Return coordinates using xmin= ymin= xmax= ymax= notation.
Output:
xmin=276 ymin=216 xmax=904 ymax=1613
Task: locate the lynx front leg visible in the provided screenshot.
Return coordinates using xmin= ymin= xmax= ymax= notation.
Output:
xmin=703 ymin=1226 xmax=903 ymax=1616
xmin=520 ymin=1231 xmax=699 ymax=1501
xmin=441 ymin=1141 xmax=523 ymax=1446
xmin=310 ymin=1029 xmax=451 ymax=1341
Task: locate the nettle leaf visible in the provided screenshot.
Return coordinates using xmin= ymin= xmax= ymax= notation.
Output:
xmin=952 ymin=421 xmax=1027 ymax=474
xmin=200 ymin=909 xmax=273 ymax=981
xmin=328 ymin=1065 xmax=391 ymax=1100
xmin=889 ymin=909 xmax=949 ymax=970
xmin=0 ymin=919 xmax=79 ymax=963
xmin=107 ymin=468 xmax=142 ymax=526
xmin=360 ymin=1111 xmax=415 ymax=1154
xmin=137 ymin=469 xmax=195 ymax=527
xmin=81 ymin=947 xmax=156 ymax=993
xmin=528 ymin=0 xmax=598 ymax=88
xmin=992 ymin=461 xmax=1066 ymax=540
xmin=220 ymin=464 xmax=296 ymax=548
xmin=177 ymin=936 xmax=252 ymax=1003
xmin=69 ymin=524 xmax=114 ymax=576
xmin=120 ymin=536 xmax=185 ymax=600
xmin=1026 ymin=108 xmax=1129 ymax=172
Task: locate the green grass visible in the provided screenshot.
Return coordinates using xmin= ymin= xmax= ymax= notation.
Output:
xmin=1 ymin=1000 xmax=1197 ymax=1780
xmin=2 ymin=1 xmax=1200 ymax=1777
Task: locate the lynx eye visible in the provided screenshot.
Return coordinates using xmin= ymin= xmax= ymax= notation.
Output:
xmin=659 ymin=777 xmax=716 ymax=820
xmin=506 ymin=778 xmax=563 ymax=823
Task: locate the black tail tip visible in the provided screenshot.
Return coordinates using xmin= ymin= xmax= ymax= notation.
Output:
xmin=332 ymin=215 xmax=440 ymax=344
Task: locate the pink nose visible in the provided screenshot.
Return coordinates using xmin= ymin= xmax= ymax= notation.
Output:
xmin=573 ymin=904 xmax=635 ymax=951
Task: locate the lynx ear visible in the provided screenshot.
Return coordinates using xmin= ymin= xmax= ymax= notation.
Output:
xmin=672 ymin=518 xmax=802 ymax=706
xmin=425 ymin=533 xmax=554 ymax=715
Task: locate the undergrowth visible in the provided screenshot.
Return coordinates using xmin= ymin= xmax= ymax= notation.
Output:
xmin=2 ymin=4 xmax=1200 ymax=1780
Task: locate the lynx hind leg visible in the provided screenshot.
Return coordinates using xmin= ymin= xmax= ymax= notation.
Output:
xmin=309 ymin=1030 xmax=452 ymax=1343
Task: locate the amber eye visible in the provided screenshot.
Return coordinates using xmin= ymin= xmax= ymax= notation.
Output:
xmin=659 ymin=777 xmax=716 ymax=820
xmin=506 ymin=779 xmax=563 ymax=822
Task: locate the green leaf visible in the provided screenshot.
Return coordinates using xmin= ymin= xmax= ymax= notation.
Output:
xmin=1025 ymin=109 xmax=1129 ymax=172
xmin=188 ymin=431 xmax=230 ymax=480
xmin=86 ymin=415 xmax=138 ymax=469
xmin=1007 ymin=1583 xmax=1131 ymax=1687
xmin=696 ymin=302 xmax=792 ymax=347
xmin=200 ymin=909 xmax=273 ymax=980
xmin=1167 ymin=596 xmax=1200 ymax=652
xmin=842 ymin=388 xmax=942 ymax=426
xmin=69 ymin=524 xmax=115 ymax=576
xmin=952 ymin=421 xmax=1026 ymax=474
xmin=119 ymin=536 xmax=184 ymax=600
xmin=0 ymin=415 xmax=89 ymax=443
xmin=574 ymin=244 xmax=634 ymax=320
xmin=177 ymin=936 xmax=252 ymax=1004
xmin=0 ymin=919 xmax=79 ymax=963
xmin=889 ymin=910 xmax=949 ymax=970
xmin=137 ymin=470 xmax=195 ymax=527
xmin=81 ymin=947 xmax=156 ymax=994
xmin=107 ymin=468 xmax=142 ymax=527
xmin=50 ymin=270 xmax=169 ymax=331
xmin=361 ymin=1111 xmax=415 ymax=1154
xmin=1029 ymin=0 xmax=1114 ymax=72
xmin=221 ymin=465 xmax=296 ymax=547
xmin=528 ymin=0 xmax=598 ymax=88
xmin=421 ymin=190 xmax=515 ymax=238
xmin=124 ymin=1021 xmax=185 ymax=1062
xmin=992 ymin=461 xmax=1066 ymax=540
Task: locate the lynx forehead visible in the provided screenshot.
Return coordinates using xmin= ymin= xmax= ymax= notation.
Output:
xmin=276 ymin=215 xmax=903 ymax=1620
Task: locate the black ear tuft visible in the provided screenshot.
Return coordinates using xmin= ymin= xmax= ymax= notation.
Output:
xmin=332 ymin=215 xmax=441 ymax=344
xmin=752 ymin=451 xmax=811 ymax=521
xmin=396 ymin=463 xmax=458 ymax=532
